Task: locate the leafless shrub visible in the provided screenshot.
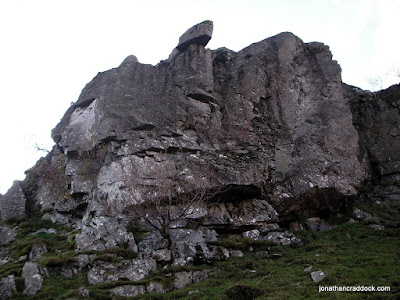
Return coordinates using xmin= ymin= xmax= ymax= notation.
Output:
xmin=121 ymin=155 xmax=227 ymax=237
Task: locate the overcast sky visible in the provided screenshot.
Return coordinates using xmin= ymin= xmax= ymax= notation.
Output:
xmin=0 ymin=0 xmax=399 ymax=194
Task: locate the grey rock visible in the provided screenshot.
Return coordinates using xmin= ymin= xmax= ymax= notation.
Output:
xmin=75 ymin=216 xmax=137 ymax=252
xmin=152 ymin=249 xmax=172 ymax=262
xmin=29 ymin=243 xmax=48 ymax=261
xmin=259 ymin=223 xmax=280 ymax=233
xmin=305 ymin=217 xmax=334 ymax=232
xmin=0 ymin=181 xmax=26 ymax=220
xmin=110 ymin=285 xmax=146 ymax=297
xmin=176 ymin=20 xmax=213 ymax=52
xmin=77 ymin=287 xmax=90 ymax=298
xmin=311 ymin=270 xmax=327 ymax=283
xmin=0 ymin=275 xmax=16 ymax=300
xmin=289 ymin=222 xmax=304 ymax=231
xmin=230 ymin=250 xmax=244 ymax=257
xmin=0 ymin=225 xmax=17 ymax=245
xmin=369 ymin=224 xmax=385 ymax=230
xmin=76 ymin=254 xmax=96 ymax=270
xmin=170 ymin=228 xmax=214 ymax=260
xmin=353 ymin=208 xmax=373 ymax=221
xmin=45 ymin=24 xmax=365 ymax=225
xmin=21 ymin=262 xmax=46 ymax=295
xmin=87 ymin=258 xmax=156 ymax=285
xmin=304 ymin=265 xmax=312 ymax=272
xmin=242 ymin=229 xmax=260 ymax=240
xmin=147 ymin=282 xmax=165 ymax=294
xmin=262 ymin=231 xmax=302 ymax=246
xmin=174 ymin=270 xmax=209 ymax=290
xmin=138 ymin=231 xmax=167 ymax=257
xmin=349 ymin=84 xmax=400 ymax=184
xmin=18 ymin=255 xmax=27 ymax=262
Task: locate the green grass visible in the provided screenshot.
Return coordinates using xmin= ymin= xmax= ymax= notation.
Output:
xmin=3 ymin=201 xmax=400 ymax=300
xmin=128 ymin=222 xmax=399 ymax=300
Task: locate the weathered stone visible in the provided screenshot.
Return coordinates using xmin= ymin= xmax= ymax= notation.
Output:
xmin=230 ymin=250 xmax=244 ymax=257
xmin=152 ymin=249 xmax=172 ymax=262
xmin=76 ymin=254 xmax=96 ymax=270
xmin=176 ymin=20 xmax=213 ymax=52
xmin=87 ymin=258 xmax=156 ymax=285
xmin=77 ymin=287 xmax=90 ymax=298
xmin=369 ymin=224 xmax=385 ymax=230
xmin=170 ymin=228 xmax=214 ymax=260
xmin=147 ymin=282 xmax=165 ymax=294
xmin=311 ymin=270 xmax=327 ymax=283
xmin=242 ymin=229 xmax=260 ymax=240
xmin=259 ymin=223 xmax=280 ymax=233
xmin=353 ymin=208 xmax=373 ymax=221
xmin=138 ymin=231 xmax=167 ymax=257
xmin=305 ymin=217 xmax=334 ymax=232
xmin=0 ymin=275 xmax=16 ymax=300
xmin=110 ymin=285 xmax=146 ymax=297
xmin=0 ymin=225 xmax=17 ymax=245
xmin=45 ymin=23 xmax=366 ymax=225
xmin=0 ymin=181 xmax=26 ymax=220
xmin=174 ymin=270 xmax=209 ymax=290
xmin=262 ymin=231 xmax=302 ymax=246
xmin=304 ymin=265 xmax=313 ymax=272
xmin=75 ymin=216 xmax=137 ymax=252
xmin=29 ymin=243 xmax=47 ymax=261
xmin=21 ymin=262 xmax=46 ymax=295
xmin=289 ymin=222 xmax=304 ymax=231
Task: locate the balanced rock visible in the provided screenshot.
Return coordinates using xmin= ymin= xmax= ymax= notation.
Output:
xmin=176 ymin=20 xmax=213 ymax=51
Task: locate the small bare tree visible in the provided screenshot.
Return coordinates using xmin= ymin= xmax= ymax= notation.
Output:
xmin=121 ymin=155 xmax=226 ymax=238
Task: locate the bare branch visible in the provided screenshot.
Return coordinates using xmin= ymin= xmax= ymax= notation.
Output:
xmin=34 ymin=143 xmax=50 ymax=154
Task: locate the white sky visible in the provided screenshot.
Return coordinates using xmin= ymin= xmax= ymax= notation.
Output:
xmin=0 ymin=0 xmax=399 ymax=194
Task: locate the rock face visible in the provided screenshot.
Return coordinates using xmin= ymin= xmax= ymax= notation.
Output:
xmin=0 ymin=181 xmax=26 ymax=220
xmin=48 ymin=23 xmax=365 ymax=223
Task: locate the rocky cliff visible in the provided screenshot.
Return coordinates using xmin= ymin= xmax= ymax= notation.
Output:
xmin=1 ymin=21 xmax=399 ymax=298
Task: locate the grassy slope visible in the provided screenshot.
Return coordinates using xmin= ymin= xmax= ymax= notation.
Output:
xmin=1 ymin=202 xmax=399 ymax=300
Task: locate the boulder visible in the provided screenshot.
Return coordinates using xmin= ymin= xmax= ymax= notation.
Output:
xmin=174 ymin=270 xmax=209 ymax=290
xmin=87 ymin=258 xmax=156 ymax=285
xmin=176 ymin=20 xmax=213 ymax=52
xmin=147 ymin=282 xmax=165 ymax=294
xmin=0 ymin=225 xmax=17 ymax=245
xmin=110 ymin=285 xmax=146 ymax=297
xmin=29 ymin=243 xmax=48 ymax=261
xmin=0 ymin=275 xmax=16 ymax=300
xmin=21 ymin=262 xmax=46 ymax=295
xmin=311 ymin=270 xmax=327 ymax=283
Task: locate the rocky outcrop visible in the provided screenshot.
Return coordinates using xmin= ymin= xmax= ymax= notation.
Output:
xmin=1 ymin=20 xmax=399 ymax=298
xmin=345 ymin=84 xmax=400 ymax=204
xmin=0 ymin=181 xmax=26 ymax=220
xmin=75 ymin=216 xmax=137 ymax=252
xmin=48 ymin=23 xmax=364 ymax=223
